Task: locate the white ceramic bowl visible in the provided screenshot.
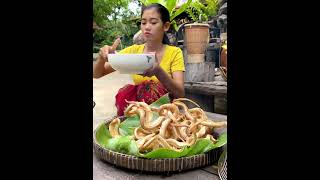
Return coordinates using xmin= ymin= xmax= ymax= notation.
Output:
xmin=108 ymin=54 xmax=155 ymax=74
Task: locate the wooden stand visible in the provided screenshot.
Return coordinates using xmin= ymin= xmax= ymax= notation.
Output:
xmin=185 ymin=62 xmax=215 ymax=82
xmin=184 ymin=80 xmax=227 ymax=114
xmin=183 ymin=51 xmax=227 ymax=114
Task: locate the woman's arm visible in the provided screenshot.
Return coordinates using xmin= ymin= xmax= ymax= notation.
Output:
xmin=142 ymin=49 xmax=185 ymax=98
xmin=93 ymin=56 xmax=115 ymax=78
xmin=143 ymin=58 xmax=185 ymax=98
xmin=153 ymin=68 xmax=185 ymax=98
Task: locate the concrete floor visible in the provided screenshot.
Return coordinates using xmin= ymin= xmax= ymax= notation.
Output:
xmin=93 ymin=71 xmax=132 ymax=127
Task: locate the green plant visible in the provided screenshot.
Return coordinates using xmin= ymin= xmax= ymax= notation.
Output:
xmin=186 ymin=0 xmax=218 ymax=23
xmin=140 ymin=0 xmax=192 ymax=31
xmin=93 ymin=0 xmax=133 ymax=25
xmin=93 ymin=0 xmax=141 ymax=52
xmin=93 ymin=19 xmax=140 ymax=52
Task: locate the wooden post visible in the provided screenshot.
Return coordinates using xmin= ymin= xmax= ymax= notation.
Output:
xmin=214 ymin=95 xmax=227 ymax=115
xmin=185 ymin=62 xmax=215 ymax=82
xmin=183 ymin=48 xmax=216 ymax=113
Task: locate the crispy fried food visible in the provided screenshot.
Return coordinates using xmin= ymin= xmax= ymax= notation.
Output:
xmin=120 ymin=98 xmax=227 ymax=152
xmin=109 ymin=118 xmax=121 ymax=138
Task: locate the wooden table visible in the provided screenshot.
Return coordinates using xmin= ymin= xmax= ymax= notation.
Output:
xmin=184 ymin=78 xmax=227 ymax=114
xmin=93 ymin=112 xmax=227 ymax=180
xmin=184 ymin=81 xmax=227 ymax=96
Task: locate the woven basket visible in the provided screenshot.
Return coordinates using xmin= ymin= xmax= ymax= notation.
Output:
xmin=93 ymin=116 xmax=223 ymax=172
xmin=184 ymin=23 xmax=209 ymax=55
xmin=93 ymin=117 xmax=222 ymax=172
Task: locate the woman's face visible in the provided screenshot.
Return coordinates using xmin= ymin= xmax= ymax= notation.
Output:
xmin=141 ymin=8 xmax=169 ymax=42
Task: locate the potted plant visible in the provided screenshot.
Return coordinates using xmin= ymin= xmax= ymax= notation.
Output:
xmin=183 ymin=0 xmax=219 ymax=63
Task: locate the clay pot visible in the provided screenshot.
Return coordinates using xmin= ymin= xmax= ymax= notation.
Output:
xmin=220 ymin=48 xmax=227 ymax=70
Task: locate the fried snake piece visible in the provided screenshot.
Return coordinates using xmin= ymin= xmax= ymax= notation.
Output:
xmin=196 ymin=125 xmax=208 ymax=138
xmin=179 ymin=126 xmax=188 ymax=140
xmin=150 ymin=106 xmax=159 ymax=112
xmin=125 ymin=100 xmax=151 ymax=111
xmin=173 ymin=101 xmax=195 ymax=121
xmin=167 ymin=124 xmax=177 ymax=140
xmin=146 ymin=116 xmax=166 ymax=130
xmin=158 ymin=104 xmax=179 ymax=117
xmin=124 ymin=103 xmax=138 ymax=117
xmin=179 ymin=120 xmax=191 ymax=139
xmin=125 ymin=100 xmax=161 ymax=131
xmin=173 ymin=98 xmax=200 ymax=108
xmin=205 ymin=134 xmax=218 ymax=143
xmin=200 ymin=121 xmax=227 ymax=128
xmin=167 ymin=110 xmax=178 ymax=122
xmin=189 ymin=108 xmax=204 ymax=120
xmin=143 ymin=137 xmax=160 ymax=151
xmin=134 ymin=127 xmax=152 ymax=140
xmin=109 ymin=118 xmax=121 ymax=138
xmin=139 ymin=107 xmax=164 ymax=131
xmin=157 ymin=135 xmax=178 ymax=151
xmin=186 ymin=132 xmax=197 ymax=146
xmin=136 ymin=133 xmax=155 ymax=150
xmin=170 ymin=124 xmax=185 ymax=142
xmin=141 ymin=136 xmax=157 ymax=150
xmin=159 ymin=118 xmax=172 ymax=138
xmin=165 ymin=127 xmax=172 ymax=139
xmin=188 ymin=120 xmax=200 ymax=135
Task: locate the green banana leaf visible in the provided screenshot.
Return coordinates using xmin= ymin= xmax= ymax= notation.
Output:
xmin=119 ymin=115 xmax=140 ymax=136
xmin=95 ymin=123 xmax=139 ymax=156
xmin=149 ymin=93 xmax=170 ymax=108
xmin=142 ymin=134 xmax=227 ymax=158
xmin=170 ymin=0 xmax=192 ymax=21
xmin=95 ymin=122 xmax=112 ymax=147
xmin=140 ymin=0 xmax=192 ymax=24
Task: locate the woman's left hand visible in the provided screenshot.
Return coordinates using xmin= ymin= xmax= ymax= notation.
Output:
xmin=142 ymin=53 xmax=161 ymax=77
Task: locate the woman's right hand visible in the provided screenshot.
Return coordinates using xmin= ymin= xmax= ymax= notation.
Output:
xmin=98 ymin=37 xmax=121 ymax=62
xmin=94 ymin=38 xmax=121 ymax=78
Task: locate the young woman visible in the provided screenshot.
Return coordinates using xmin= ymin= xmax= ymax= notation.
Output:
xmin=93 ymin=3 xmax=185 ymax=116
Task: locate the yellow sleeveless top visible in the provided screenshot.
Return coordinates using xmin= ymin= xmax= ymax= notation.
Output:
xmin=118 ymin=44 xmax=185 ymax=85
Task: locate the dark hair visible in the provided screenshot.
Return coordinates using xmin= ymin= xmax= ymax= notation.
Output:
xmin=141 ymin=3 xmax=170 ymax=44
